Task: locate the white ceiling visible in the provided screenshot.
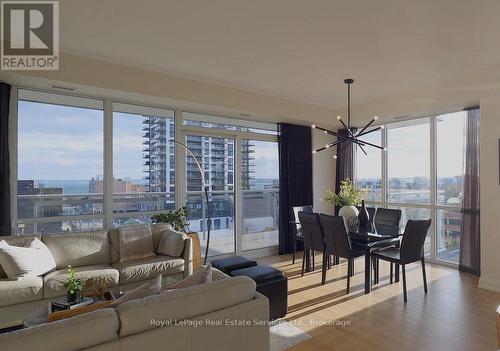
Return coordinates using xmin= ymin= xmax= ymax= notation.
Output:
xmin=60 ymin=0 xmax=500 ymax=110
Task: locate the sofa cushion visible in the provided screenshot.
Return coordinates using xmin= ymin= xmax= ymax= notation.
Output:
xmin=0 ymin=238 xmax=56 ymax=278
xmin=116 ymin=275 xmax=256 ymax=337
xmin=0 ymin=236 xmax=41 ymax=279
xmin=0 ymin=308 xmax=119 ymax=351
xmin=111 ymin=274 xmax=162 ymax=307
xmin=42 ymin=231 xmax=110 ymax=269
xmin=168 ymin=264 xmax=212 ymax=289
xmin=118 ymin=224 xmax=155 ymax=262
xmin=43 ymin=265 xmax=119 ymax=299
xmin=157 ymin=229 xmax=187 ymax=257
xmin=0 ymin=276 xmax=43 ymax=307
xmin=113 ymin=255 xmax=184 ymax=284
xmin=109 ymin=223 xmax=172 ymax=264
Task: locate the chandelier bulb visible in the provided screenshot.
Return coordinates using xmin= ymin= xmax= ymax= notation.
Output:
xmin=373 ymin=116 xmax=379 ymax=121
xmin=333 ymin=155 xmax=338 ymax=159
xmin=380 ymin=125 xmax=385 ymax=130
xmin=312 ymin=150 xmax=317 ymax=154
xmin=325 ymin=144 xmax=330 ymax=149
xmin=383 ymin=147 xmax=388 ymax=151
xmin=336 ymin=115 xmax=342 ymax=120
xmin=324 ymin=130 xmax=328 ymax=134
xmin=311 ymin=124 xmax=316 ymax=129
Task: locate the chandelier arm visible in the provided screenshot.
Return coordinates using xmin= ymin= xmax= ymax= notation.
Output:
xmin=357 ymin=143 xmax=368 ymax=155
xmin=338 ymin=118 xmax=355 ymax=138
xmin=338 ymin=139 xmax=353 ymax=153
xmin=357 ymin=126 xmax=383 ymax=138
xmin=355 ymin=139 xmax=384 ymax=150
xmin=356 ymin=118 xmax=377 ymax=136
xmin=314 ymin=126 xmax=341 ymax=137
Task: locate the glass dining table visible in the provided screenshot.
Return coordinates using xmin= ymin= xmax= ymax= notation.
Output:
xmin=349 ymin=224 xmax=403 ymax=294
xmin=291 ymin=219 xmax=403 ymax=294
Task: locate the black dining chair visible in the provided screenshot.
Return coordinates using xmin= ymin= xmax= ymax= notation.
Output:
xmin=297 ymin=212 xmax=325 ymax=281
xmin=291 ymin=205 xmax=314 ymax=264
xmin=319 ymin=214 xmax=365 ymax=293
xmin=373 ymin=208 xmax=402 ymax=283
xmin=371 ymin=219 xmax=432 ymax=302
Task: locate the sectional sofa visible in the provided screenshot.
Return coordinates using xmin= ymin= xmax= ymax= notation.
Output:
xmin=0 ymin=270 xmax=270 ymax=351
xmin=0 ymin=223 xmax=193 ymax=328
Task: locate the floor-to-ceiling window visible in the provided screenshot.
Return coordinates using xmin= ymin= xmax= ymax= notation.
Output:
xmin=112 ymin=103 xmax=176 ymax=226
xmin=16 ymin=90 xmax=104 ymax=234
xmin=355 ymin=111 xmax=468 ymax=264
xmin=13 ymin=88 xmax=280 ymax=257
xmin=241 ymin=140 xmax=279 ymax=251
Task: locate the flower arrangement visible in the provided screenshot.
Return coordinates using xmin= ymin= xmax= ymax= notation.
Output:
xmin=64 ymin=265 xmax=86 ymax=303
xmin=321 ymin=179 xmax=367 ymax=207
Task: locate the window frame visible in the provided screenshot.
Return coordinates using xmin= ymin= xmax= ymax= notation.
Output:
xmin=355 ymin=112 xmax=467 ymax=266
xmin=11 ymin=86 xmax=279 ymax=258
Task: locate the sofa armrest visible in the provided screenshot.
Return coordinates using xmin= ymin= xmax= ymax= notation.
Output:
xmin=182 ymin=236 xmax=193 ymax=278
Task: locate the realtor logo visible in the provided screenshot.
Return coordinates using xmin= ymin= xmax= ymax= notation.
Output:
xmin=1 ymin=1 xmax=59 ymax=70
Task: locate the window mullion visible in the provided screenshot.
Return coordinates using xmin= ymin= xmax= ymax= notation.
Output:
xmin=103 ymin=99 xmax=113 ymax=229
xmin=235 ymin=138 xmax=243 ymax=255
xmin=9 ymin=86 xmax=18 ymax=235
xmin=430 ymin=115 xmax=437 ymax=261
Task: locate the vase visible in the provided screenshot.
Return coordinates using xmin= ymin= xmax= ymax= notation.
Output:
xmin=67 ymin=291 xmax=81 ymax=304
xmin=358 ymin=200 xmax=371 ymax=232
xmin=338 ymin=205 xmax=359 ymax=223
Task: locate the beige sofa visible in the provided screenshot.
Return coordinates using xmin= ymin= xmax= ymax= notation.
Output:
xmin=0 ymin=271 xmax=270 ymax=351
xmin=0 ymin=224 xmax=193 ymax=328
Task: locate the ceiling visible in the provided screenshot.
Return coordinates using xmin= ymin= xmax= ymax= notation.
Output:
xmin=60 ymin=0 xmax=500 ymax=111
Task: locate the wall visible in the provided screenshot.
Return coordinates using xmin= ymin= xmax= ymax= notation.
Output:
xmin=312 ymin=131 xmax=336 ymax=215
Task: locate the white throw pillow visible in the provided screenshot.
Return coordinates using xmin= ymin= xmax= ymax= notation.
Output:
xmin=168 ymin=264 xmax=213 ymax=289
xmin=0 ymin=238 xmax=56 ymax=278
xmin=118 ymin=224 xmax=155 ymax=262
xmin=157 ymin=229 xmax=187 ymax=257
xmin=111 ymin=274 xmax=162 ymax=307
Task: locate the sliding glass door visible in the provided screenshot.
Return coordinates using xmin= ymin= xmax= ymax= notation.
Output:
xmin=241 ymin=140 xmax=279 ymax=251
xmin=184 ymin=133 xmax=236 ymax=256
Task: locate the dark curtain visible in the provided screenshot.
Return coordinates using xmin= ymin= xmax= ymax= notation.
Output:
xmin=0 ymin=83 xmax=11 ymax=235
xmin=459 ymin=107 xmax=480 ymax=276
xmin=278 ymin=123 xmax=313 ymax=254
xmin=334 ymin=128 xmax=356 ymax=214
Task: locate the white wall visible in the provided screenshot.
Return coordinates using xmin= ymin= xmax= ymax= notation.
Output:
xmin=312 ymin=131 xmax=336 ymax=215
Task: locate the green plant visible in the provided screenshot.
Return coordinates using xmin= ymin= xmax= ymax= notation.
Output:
xmin=321 ymin=179 xmax=367 ymax=207
xmin=151 ymin=207 xmax=190 ymax=232
xmin=63 ymin=265 xmax=86 ymax=294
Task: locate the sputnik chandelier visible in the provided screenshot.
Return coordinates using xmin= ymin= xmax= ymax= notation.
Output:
xmin=312 ymin=79 xmax=386 ymax=158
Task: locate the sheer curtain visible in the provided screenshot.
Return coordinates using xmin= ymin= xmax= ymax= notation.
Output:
xmin=459 ymin=107 xmax=480 ymax=275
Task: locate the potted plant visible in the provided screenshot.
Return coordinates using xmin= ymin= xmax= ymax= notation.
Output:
xmin=151 ymin=207 xmax=189 ymax=232
xmin=322 ymin=179 xmax=367 ymax=221
xmin=64 ymin=265 xmax=86 ymax=303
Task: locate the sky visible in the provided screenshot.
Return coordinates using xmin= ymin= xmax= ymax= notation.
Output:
xmin=356 ymin=112 xmax=465 ymax=179
xmin=18 ymin=102 xmax=278 ymax=182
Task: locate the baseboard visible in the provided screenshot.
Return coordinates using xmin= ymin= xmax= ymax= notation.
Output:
xmin=478 ymin=276 xmax=500 ymax=293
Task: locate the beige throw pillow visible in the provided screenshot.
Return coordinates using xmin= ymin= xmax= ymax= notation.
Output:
xmin=111 ymin=274 xmax=162 ymax=307
xmin=157 ymin=230 xmax=187 ymax=257
xmin=0 ymin=238 xmax=56 ymax=278
xmin=118 ymin=224 xmax=155 ymax=262
xmin=168 ymin=264 xmax=213 ymax=289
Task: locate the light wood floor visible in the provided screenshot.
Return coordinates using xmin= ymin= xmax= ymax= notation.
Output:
xmin=258 ymin=254 xmax=500 ymax=351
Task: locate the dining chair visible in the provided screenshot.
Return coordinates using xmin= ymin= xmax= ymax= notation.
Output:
xmin=297 ymin=212 xmax=325 ymax=281
xmin=371 ymin=219 xmax=432 ymax=302
xmin=319 ymin=214 xmax=365 ymax=293
xmin=373 ymin=208 xmax=402 ymax=283
xmin=291 ymin=205 xmax=314 ymax=264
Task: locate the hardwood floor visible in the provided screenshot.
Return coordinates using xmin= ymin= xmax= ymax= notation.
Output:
xmin=258 ymin=254 xmax=500 ymax=351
